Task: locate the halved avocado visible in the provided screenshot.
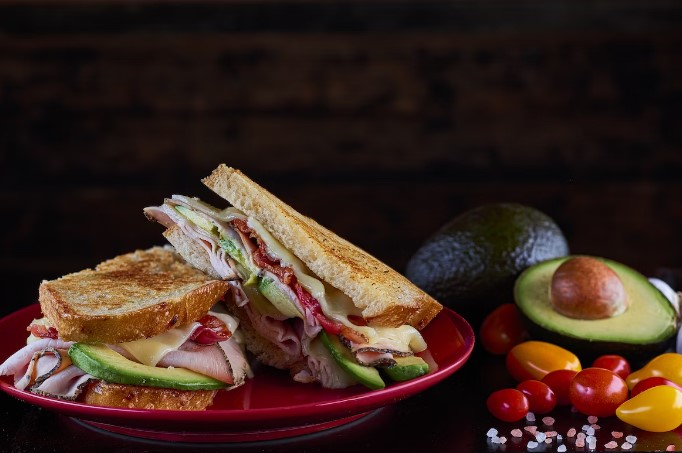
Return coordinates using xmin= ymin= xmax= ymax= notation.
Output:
xmin=515 ymin=256 xmax=678 ymax=364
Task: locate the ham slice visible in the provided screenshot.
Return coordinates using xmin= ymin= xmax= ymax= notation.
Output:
xmin=0 ymin=338 xmax=74 ymax=380
xmin=32 ymin=366 xmax=93 ymax=400
xmin=293 ymin=338 xmax=356 ymax=389
xmin=158 ymin=342 xmax=235 ymax=385
xmin=243 ymin=303 xmax=302 ymax=359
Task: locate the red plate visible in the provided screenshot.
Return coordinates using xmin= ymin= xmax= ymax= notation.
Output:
xmin=0 ymin=304 xmax=474 ymax=442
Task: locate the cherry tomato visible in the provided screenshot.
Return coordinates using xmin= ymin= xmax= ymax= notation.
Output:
xmin=486 ymin=388 xmax=529 ymax=422
xmin=631 ymin=376 xmax=682 ymax=398
xmin=479 ymin=304 xmax=528 ymax=355
xmin=592 ymin=354 xmax=631 ymax=380
xmin=569 ymin=367 xmax=629 ymax=417
xmin=506 ymin=341 xmax=581 ymax=382
xmin=542 ymin=369 xmax=579 ymax=406
xmin=516 ymin=380 xmax=557 ymax=414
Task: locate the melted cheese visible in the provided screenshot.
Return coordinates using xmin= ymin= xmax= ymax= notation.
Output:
xmin=246 ymin=218 xmax=427 ymax=353
xmin=120 ymin=322 xmax=198 ymax=366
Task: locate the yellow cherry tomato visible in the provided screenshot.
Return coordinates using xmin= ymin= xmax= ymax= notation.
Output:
xmin=506 ymin=341 xmax=582 ymax=382
xmin=616 ymin=385 xmax=682 ymax=432
xmin=626 ymin=353 xmax=682 ymax=390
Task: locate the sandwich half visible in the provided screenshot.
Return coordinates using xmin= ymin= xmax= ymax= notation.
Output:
xmin=144 ymin=164 xmax=443 ymax=389
xmin=0 ymin=246 xmax=251 ymax=410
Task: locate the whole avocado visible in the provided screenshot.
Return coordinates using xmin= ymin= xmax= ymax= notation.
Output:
xmin=405 ymin=203 xmax=569 ymax=320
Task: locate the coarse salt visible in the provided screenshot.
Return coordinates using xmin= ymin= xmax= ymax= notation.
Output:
xmin=591 ymin=424 xmax=600 ymax=430
xmin=557 ymin=445 xmax=567 ymax=453
xmin=557 ymin=434 xmax=563 ymax=442
xmin=545 ymin=438 xmax=552 ymax=444
xmin=582 ymin=424 xmax=590 ymax=432
xmin=626 ymin=435 xmax=638 ymax=444
xmin=586 ymin=426 xmax=595 ymax=436
xmin=490 ymin=436 xmax=501 ymax=444
xmin=527 ymin=440 xmax=539 ymax=449
xmin=524 ymin=426 xmax=538 ymax=435
xmin=575 ymin=438 xmax=585 ymax=448
xmin=621 ymin=442 xmax=633 ymax=450
xmin=587 ymin=415 xmax=599 ymax=424
xmin=577 ymin=432 xmax=586 ymax=440
xmin=499 ymin=436 xmax=507 ymax=444
xmin=542 ymin=416 xmax=555 ymax=426
xmin=526 ymin=412 xmax=536 ymax=422
xmin=604 ymin=441 xmax=618 ymax=449
xmin=611 ymin=431 xmax=623 ymax=439
xmin=511 ymin=429 xmax=523 ymax=438
xmin=567 ymin=428 xmax=577 ymax=437
xmin=667 ymin=445 xmax=676 ymax=452
xmin=536 ymin=432 xmax=547 ymax=443
xmin=588 ymin=437 xmax=597 ymax=450
xmin=486 ymin=428 xmax=498 ymax=438
xmin=545 ymin=431 xmax=557 ymax=438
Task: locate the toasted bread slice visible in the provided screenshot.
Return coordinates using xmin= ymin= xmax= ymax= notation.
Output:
xmin=39 ymin=247 xmax=230 ymax=343
xmin=163 ymin=226 xmax=222 ymax=280
xmin=81 ymin=381 xmax=216 ymax=410
xmin=202 ymin=165 xmax=442 ymax=330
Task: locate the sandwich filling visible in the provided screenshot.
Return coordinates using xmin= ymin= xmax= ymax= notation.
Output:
xmin=0 ymin=306 xmax=251 ymax=400
xmin=145 ymin=195 xmax=433 ymax=389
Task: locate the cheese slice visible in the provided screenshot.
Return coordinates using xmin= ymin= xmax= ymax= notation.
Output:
xmin=120 ymin=322 xmax=199 ymax=367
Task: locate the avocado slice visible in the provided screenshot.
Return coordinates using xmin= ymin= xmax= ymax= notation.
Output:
xmin=175 ymin=206 xmax=216 ymax=235
xmin=69 ymin=343 xmax=227 ymax=391
xmin=383 ymin=356 xmax=429 ymax=382
xmin=258 ymin=278 xmax=302 ymax=319
xmin=515 ymin=256 xmax=678 ymax=363
xmin=319 ymin=331 xmax=385 ymax=390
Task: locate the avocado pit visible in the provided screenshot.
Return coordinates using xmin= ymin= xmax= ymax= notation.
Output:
xmin=550 ymin=256 xmax=629 ymax=320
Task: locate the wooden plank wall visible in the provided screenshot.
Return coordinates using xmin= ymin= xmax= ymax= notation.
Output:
xmin=1 ymin=1 xmax=680 ymax=314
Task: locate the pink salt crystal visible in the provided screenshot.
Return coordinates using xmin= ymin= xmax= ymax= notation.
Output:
xmin=511 ymin=429 xmax=523 ymax=438
xmin=567 ymin=428 xmax=577 ymax=437
xmin=545 ymin=438 xmax=552 ymax=444
xmin=575 ymin=438 xmax=585 ymax=448
xmin=604 ymin=441 xmax=618 ymax=449
xmin=666 ymin=445 xmax=676 ymax=451
xmin=524 ymin=426 xmax=538 ymax=435
xmin=611 ymin=431 xmax=623 ymax=439
xmin=545 ymin=431 xmax=557 ymax=438
xmin=590 ymin=424 xmax=601 ymax=430
xmin=587 ymin=415 xmax=599 ymax=424
xmin=542 ymin=416 xmax=555 ymax=426
xmin=577 ymin=432 xmax=586 ymax=440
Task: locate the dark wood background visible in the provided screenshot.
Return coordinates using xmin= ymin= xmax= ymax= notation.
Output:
xmin=1 ymin=0 xmax=681 ymax=318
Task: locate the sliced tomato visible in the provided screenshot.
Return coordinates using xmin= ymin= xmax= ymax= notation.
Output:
xmin=190 ymin=315 xmax=232 ymax=344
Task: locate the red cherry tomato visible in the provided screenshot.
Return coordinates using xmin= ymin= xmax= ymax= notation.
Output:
xmin=541 ymin=369 xmax=578 ymax=406
xmin=479 ymin=304 xmax=528 ymax=355
xmin=592 ymin=354 xmax=631 ymax=380
xmin=630 ymin=376 xmax=682 ymax=398
xmin=516 ymin=380 xmax=557 ymax=414
xmin=569 ymin=367 xmax=629 ymax=417
xmin=486 ymin=388 xmax=529 ymax=422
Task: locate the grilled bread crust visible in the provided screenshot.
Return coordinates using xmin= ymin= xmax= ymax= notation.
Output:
xmin=39 ymin=247 xmax=230 ymax=343
xmin=81 ymin=381 xmax=216 ymax=410
xmin=202 ymin=164 xmax=443 ymax=330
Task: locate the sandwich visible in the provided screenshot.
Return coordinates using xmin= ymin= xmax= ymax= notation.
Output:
xmin=144 ymin=164 xmax=443 ymax=390
xmin=0 ymin=246 xmax=251 ymax=410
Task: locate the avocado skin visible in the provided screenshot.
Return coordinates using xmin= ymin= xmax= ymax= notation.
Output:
xmin=406 ymin=203 xmax=569 ymax=321
xmin=515 ymin=256 xmax=679 ymax=367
